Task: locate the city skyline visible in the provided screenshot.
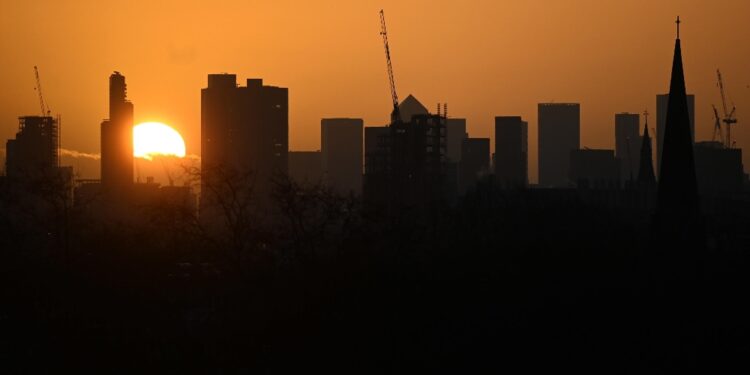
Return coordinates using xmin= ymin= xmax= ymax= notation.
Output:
xmin=1 ymin=1 xmax=749 ymax=185
xmin=3 ymin=5 xmax=750 ymax=371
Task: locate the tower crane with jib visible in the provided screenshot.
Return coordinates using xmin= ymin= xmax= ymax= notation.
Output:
xmin=716 ymin=69 xmax=737 ymax=148
xmin=711 ymin=105 xmax=723 ymax=143
xmin=34 ymin=66 xmax=51 ymax=116
xmin=380 ymin=9 xmax=401 ymax=126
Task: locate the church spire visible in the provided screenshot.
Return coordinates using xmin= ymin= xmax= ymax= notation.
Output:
xmin=638 ymin=110 xmax=656 ymax=184
xmin=656 ymin=17 xmax=701 ymax=237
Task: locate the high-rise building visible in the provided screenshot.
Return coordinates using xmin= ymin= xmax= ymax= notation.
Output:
xmin=445 ymin=118 xmax=467 ymax=164
xmin=397 ymin=94 xmax=429 ymax=123
xmin=615 ymin=113 xmax=641 ymax=184
xmin=5 ymin=116 xmax=59 ymax=181
xmin=459 ymin=138 xmax=490 ymax=193
xmin=494 ymin=116 xmax=528 ymax=188
xmin=656 ymin=93 xmax=694 ymax=175
xmin=101 ymin=72 xmax=134 ymax=192
xmin=201 ymin=74 xmax=288 ymax=199
xmin=538 ymin=103 xmax=580 ymax=187
xmin=321 ymin=118 xmax=363 ymax=195
xmin=364 ymin=97 xmax=446 ymax=208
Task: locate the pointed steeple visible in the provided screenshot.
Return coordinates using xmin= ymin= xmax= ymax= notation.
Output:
xmin=656 ymin=17 xmax=701 ymax=232
xmin=638 ymin=110 xmax=656 ymax=184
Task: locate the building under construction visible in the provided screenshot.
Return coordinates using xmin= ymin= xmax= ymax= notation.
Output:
xmin=364 ymin=106 xmax=447 ymax=211
xmin=364 ymin=11 xmax=448 ymax=211
xmin=5 ymin=115 xmax=60 ymax=181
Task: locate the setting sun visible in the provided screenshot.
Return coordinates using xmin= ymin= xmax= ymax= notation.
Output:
xmin=133 ymin=122 xmax=186 ymax=160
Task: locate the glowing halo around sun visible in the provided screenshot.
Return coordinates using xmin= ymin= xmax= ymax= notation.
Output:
xmin=133 ymin=122 xmax=186 ymax=160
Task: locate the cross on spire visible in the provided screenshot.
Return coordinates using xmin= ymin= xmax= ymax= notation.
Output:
xmin=644 ymin=109 xmax=649 ymax=124
xmin=676 ymin=16 xmax=681 ymax=39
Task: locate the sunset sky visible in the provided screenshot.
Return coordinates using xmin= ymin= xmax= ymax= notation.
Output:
xmin=1 ymin=0 xmax=749 ymax=182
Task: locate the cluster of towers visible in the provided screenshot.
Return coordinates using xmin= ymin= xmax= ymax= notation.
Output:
xmin=3 ymin=17 xmax=743 ymax=223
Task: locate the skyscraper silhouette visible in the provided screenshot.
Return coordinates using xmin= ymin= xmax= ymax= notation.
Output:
xmin=397 ymin=95 xmax=429 ymax=123
xmin=100 ymin=72 xmax=134 ymax=192
xmin=5 ymin=116 xmax=59 ymax=181
xmin=494 ymin=116 xmax=528 ymax=188
xmin=364 ymin=96 xmax=446 ymax=210
xmin=656 ymin=18 xmax=701 ymax=239
xmin=538 ymin=103 xmax=580 ymax=187
xmin=445 ymin=118 xmax=467 ymax=164
xmin=201 ymin=74 xmax=288 ymax=201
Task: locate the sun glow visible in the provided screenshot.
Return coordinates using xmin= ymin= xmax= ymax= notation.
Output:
xmin=133 ymin=122 xmax=186 ymax=160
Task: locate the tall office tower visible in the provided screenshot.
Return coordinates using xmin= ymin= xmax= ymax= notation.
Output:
xmin=388 ymin=113 xmax=446 ymax=207
xmin=364 ymin=95 xmax=447 ymax=208
xmin=656 ymin=19 xmax=700 ymax=241
xmin=615 ymin=113 xmax=641 ymax=184
xmin=657 ymin=93 xmax=694 ymax=175
xmin=5 ymin=116 xmax=59 ymax=181
xmin=459 ymin=138 xmax=490 ymax=193
xmin=494 ymin=116 xmax=528 ymax=188
xmin=397 ymin=94 xmax=429 ymax=122
xmin=201 ymin=74 xmax=288 ymax=199
xmin=321 ymin=118 xmax=363 ymax=195
xmin=445 ymin=118 xmax=467 ymax=163
xmin=538 ymin=103 xmax=580 ymax=187
xmin=100 ymin=72 xmax=134 ymax=192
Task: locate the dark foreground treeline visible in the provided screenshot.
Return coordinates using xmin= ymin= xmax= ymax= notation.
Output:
xmin=1 ymin=175 xmax=750 ymax=373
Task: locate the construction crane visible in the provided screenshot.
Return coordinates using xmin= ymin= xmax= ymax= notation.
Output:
xmin=34 ymin=66 xmax=51 ymax=116
xmin=711 ymin=105 xmax=723 ymax=143
xmin=379 ymin=9 xmax=400 ymax=124
xmin=716 ymin=69 xmax=737 ymax=148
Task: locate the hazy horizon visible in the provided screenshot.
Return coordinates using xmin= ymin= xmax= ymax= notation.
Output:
xmin=2 ymin=0 xmax=749 ymax=182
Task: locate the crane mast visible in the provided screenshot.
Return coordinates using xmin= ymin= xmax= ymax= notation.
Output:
xmin=34 ymin=66 xmax=51 ymax=116
xmin=380 ymin=10 xmax=400 ymax=124
xmin=716 ymin=69 xmax=737 ymax=148
xmin=711 ymin=105 xmax=723 ymax=143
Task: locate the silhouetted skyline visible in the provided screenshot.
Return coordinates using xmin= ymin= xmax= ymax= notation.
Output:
xmin=3 ymin=10 xmax=750 ymax=372
xmin=2 ymin=2 xmax=749 ymax=184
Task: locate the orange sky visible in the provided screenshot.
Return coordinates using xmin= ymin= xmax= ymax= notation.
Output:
xmin=1 ymin=0 xmax=749 ymax=183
